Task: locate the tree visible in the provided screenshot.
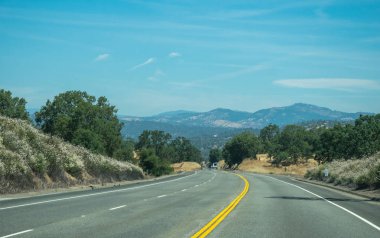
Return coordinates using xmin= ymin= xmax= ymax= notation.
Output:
xmin=222 ymin=132 xmax=262 ymax=167
xmin=273 ymin=125 xmax=313 ymax=164
xmin=315 ymin=114 xmax=380 ymax=163
xmin=139 ymin=148 xmax=173 ymax=176
xmin=170 ymin=137 xmax=202 ymax=163
xmin=209 ymin=148 xmax=222 ymax=165
xmin=35 ymin=91 xmax=123 ymax=157
xmin=0 ymin=89 xmax=29 ymax=120
xmin=259 ymin=124 xmax=280 ymax=157
xmin=114 ymin=138 xmax=135 ymax=162
xmin=136 ymin=130 xmax=172 ymax=157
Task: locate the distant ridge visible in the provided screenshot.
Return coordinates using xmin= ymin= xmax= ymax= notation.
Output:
xmin=119 ymin=103 xmax=372 ymax=130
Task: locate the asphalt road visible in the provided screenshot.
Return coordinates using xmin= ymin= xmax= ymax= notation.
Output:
xmin=0 ymin=170 xmax=379 ymax=238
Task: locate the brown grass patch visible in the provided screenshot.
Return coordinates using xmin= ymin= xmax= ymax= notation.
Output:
xmin=171 ymin=162 xmax=201 ymax=172
xmin=238 ymin=158 xmax=318 ymax=176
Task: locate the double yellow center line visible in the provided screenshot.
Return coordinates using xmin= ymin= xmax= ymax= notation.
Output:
xmin=192 ymin=173 xmax=250 ymax=238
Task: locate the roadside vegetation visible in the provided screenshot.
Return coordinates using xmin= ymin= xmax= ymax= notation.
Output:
xmin=136 ymin=130 xmax=202 ymax=176
xmin=306 ymin=153 xmax=380 ymax=189
xmin=218 ymin=114 xmax=380 ymax=190
xmin=0 ymin=115 xmax=143 ymax=193
xmin=0 ymin=89 xmax=202 ymax=191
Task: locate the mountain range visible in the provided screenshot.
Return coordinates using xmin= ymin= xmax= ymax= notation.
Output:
xmin=119 ymin=103 xmax=369 ymax=131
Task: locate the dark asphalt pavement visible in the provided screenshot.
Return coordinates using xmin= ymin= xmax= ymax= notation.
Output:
xmin=0 ymin=170 xmax=379 ymax=238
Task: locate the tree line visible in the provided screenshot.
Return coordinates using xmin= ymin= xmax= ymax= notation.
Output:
xmin=0 ymin=89 xmax=202 ymax=176
xmin=211 ymin=114 xmax=380 ymax=167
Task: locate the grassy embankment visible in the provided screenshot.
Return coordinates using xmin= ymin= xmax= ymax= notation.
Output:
xmin=305 ymin=153 xmax=380 ymax=190
xmin=171 ymin=162 xmax=201 ymax=172
xmin=0 ymin=116 xmax=144 ymax=194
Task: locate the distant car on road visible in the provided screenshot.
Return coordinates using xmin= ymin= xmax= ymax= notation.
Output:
xmin=210 ymin=162 xmax=218 ymax=169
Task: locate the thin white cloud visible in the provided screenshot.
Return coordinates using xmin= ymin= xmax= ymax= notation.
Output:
xmin=274 ymin=78 xmax=380 ymax=90
xmin=130 ymin=57 xmax=155 ymax=70
xmin=169 ymin=52 xmax=181 ymax=58
xmin=94 ymin=53 xmax=110 ymax=62
xmin=148 ymin=69 xmax=165 ymax=81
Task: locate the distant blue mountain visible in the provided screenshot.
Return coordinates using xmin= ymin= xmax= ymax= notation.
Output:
xmin=120 ymin=103 xmax=371 ymax=129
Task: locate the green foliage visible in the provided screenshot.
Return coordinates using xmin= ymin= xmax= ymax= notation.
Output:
xmin=315 ymin=114 xmax=380 ymax=162
xmin=170 ymin=137 xmax=202 ymax=163
xmin=139 ymin=148 xmax=173 ymax=176
xmin=0 ymin=89 xmax=29 ymax=120
xmin=114 ymin=139 xmax=135 ymax=162
xmin=136 ymin=130 xmax=172 ymax=157
xmin=273 ymin=125 xmax=313 ymax=164
xmin=259 ymin=124 xmax=280 ymax=157
xmin=136 ymin=130 xmax=201 ymax=176
xmin=209 ymin=148 xmax=222 ymax=165
xmin=35 ymin=91 xmax=123 ymax=157
xmin=72 ymin=128 xmax=105 ymax=155
xmin=222 ymin=132 xmax=262 ymax=167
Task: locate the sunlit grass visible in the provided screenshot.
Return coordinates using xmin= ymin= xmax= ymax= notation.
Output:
xmin=0 ymin=116 xmax=143 ymax=193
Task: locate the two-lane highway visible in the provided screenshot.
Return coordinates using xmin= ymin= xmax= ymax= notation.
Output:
xmin=1 ymin=170 xmax=379 ymax=238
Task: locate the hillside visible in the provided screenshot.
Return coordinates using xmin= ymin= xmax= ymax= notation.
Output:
xmin=305 ymin=153 xmax=380 ymax=189
xmin=0 ymin=116 xmax=144 ymax=194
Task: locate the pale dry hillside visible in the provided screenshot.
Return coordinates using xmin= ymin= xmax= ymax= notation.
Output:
xmin=306 ymin=153 xmax=380 ymax=189
xmin=0 ymin=116 xmax=144 ymax=194
xmin=238 ymin=158 xmax=318 ymax=176
xmin=171 ymin=162 xmax=201 ymax=172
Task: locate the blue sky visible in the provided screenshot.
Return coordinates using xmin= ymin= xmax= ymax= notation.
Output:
xmin=1 ymin=0 xmax=380 ymax=116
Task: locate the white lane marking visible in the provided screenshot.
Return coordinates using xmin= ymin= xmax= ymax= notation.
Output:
xmin=181 ymin=189 xmax=187 ymax=192
xmin=81 ymin=215 xmax=86 ymax=218
xmin=194 ymin=185 xmax=199 ymax=187
xmin=267 ymin=176 xmax=380 ymax=232
xmin=0 ymin=172 xmax=198 ymax=211
xmin=109 ymin=205 xmax=126 ymax=211
xmin=157 ymin=195 xmax=167 ymax=198
xmin=0 ymin=229 xmax=33 ymax=238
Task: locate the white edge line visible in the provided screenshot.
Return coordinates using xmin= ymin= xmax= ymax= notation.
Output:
xmin=157 ymin=195 xmax=167 ymax=198
xmin=0 ymin=172 xmax=198 ymax=210
xmin=109 ymin=205 xmax=126 ymax=211
xmin=267 ymin=175 xmax=380 ymax=232
xmin=0 ymin=229 xmax=33 ymax=238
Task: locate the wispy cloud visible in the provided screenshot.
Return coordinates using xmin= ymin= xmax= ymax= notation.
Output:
xmin=94 ymin=53 xmax=110 ymax=62
xmin=274 ymin=78 xmax=380 ymax=90
xmin=169 ymin=52 xmax=181 ymax=58
xmin=130 ymin=57 xmax=155 ymax=70
xmin=148 ymin=69 xmax=165 ymax=81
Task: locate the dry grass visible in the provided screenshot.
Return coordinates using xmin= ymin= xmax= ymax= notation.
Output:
xmin=238 ymin=158 xmax=318 ymax=176
xmin=306 ymin=153 xmax=380 ymax=189
xmin=171 ymin=162 xmax=201 ymax=172
xmin=0 ymin=116 xmax=144 ymax=194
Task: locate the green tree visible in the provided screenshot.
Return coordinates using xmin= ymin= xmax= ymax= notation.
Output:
xmin=315 ymin=114 xmax=380 ymax=163
xmin=114 ymin=138 xmax=135 ymax=162
xmin=170 ymin=137 xmax=202 ymax=163
xmin=35 ymin=91 xmax=123 ymax=157
xmin=139 ymin=148 xmax=173 ymax=176
xmin=259 ymin=124 xmax=280 ymax=157
xmin=273 ymin=125 xmax=313 ymax=164
xmin=222 ymin=132 xmax=262 ymax=167
xmin=0 ymin=89 xmax=29 ymax=120
xmin=209 ymin=148 xmax=222 ymax=165
xmin=136 ymin=130 xmax=172 ymax=157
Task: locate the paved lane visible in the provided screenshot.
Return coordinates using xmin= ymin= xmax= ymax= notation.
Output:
xmin=0 ymin=170 xmax=243 ymax=238
xmin=211 ymin=172 xmax=380 ymax=238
